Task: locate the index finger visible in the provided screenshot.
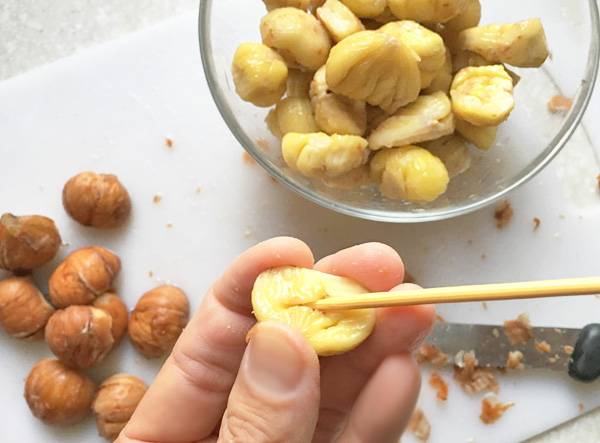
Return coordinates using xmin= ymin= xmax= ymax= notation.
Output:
xmin=314 ymin=242 xmax=405 ymax=291
xmin=313 ymin=244 xmax=433 ymax=441
xmin=121 ymin=237 xmax=314 ymax=443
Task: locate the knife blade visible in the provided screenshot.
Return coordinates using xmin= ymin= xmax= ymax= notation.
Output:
xmin=426 ymin=322 xmax=579 ymax=370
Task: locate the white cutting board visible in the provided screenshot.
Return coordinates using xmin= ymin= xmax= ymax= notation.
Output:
xmin=1 ymin=12 xmax=600 ymax=443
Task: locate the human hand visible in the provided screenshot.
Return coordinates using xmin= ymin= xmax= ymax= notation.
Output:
xmin=117 ymin=237 xmax=435 ymax=443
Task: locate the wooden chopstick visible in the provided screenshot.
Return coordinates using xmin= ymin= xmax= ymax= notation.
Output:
xmin=309 ymin=277 xmax=600 ymax=311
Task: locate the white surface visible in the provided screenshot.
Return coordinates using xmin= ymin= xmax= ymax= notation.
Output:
xmin=0 ymin=0 xmax=196 ymax=81
xmin=528 ymin=409 xmax=600 ymax=443
xmin=1 ymin=12 xmax=600 ymax=443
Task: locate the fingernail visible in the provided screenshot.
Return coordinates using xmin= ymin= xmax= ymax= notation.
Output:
xmin=245 ymin=326 xmax=304 ymax=393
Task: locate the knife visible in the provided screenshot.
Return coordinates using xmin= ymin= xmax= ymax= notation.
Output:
xmin=425 ymin=322 xmax=600 ymax=382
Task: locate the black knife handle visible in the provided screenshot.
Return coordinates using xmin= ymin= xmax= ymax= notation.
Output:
xmin=568 ymin=324 xmax=600 ymax=382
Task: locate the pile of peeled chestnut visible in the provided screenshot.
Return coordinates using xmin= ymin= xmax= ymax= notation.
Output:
xmin=0 ymin=172 xmax=190 ymax=440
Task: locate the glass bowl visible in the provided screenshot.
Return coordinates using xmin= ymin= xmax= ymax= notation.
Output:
xmin=199 ymin=0 xmax=599 ymax=223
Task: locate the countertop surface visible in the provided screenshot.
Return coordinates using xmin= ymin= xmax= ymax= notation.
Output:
xmin=1 ymin=2 xmax=600 ymax=442
xmin=0 ymin=0 xmax=196 ymax=81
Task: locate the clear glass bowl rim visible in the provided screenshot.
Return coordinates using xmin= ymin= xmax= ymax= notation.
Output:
xmin=199 ymin=1 xmax=600 ymax=223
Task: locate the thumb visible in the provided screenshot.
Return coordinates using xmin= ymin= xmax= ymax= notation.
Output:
xmin=218 ymin=322 xmax=320 ymax=443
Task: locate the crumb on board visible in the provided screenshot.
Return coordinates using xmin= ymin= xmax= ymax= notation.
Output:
xmin=480 ymin=395 xmax=514 ymax=424
xmin=416 ymin=344 xmax=449 ymax=367
xmin=503 ymin=313 xmax=533 ymax=346
xmin=408 ymin=408 xmax=431 ymax=442
xmin=454 ymin=351 xmax=499 ymax=394
xmin=547 ymin=95 xmax=573 ymax=113
xmin=535 ymin=340 xmax=552 ymax=354
xmin=506 ymin=351 xmax=524 ymax=370
xmin=242 ymin=151 xmax=257 ymax=165
xmin=492 ymin=328 xmax=500 ymax=338
xmin=165 ymin=137 xmax=173 ymax=148
xmin=429 ymin=372 xmax=448 ymax=401
xmin=404 ymin=271 xmax=416 ymax=284
xmin=481 ymin=253 xmax=487 ymax=261
xmin=195 ymin=186 xmax=203 ymax=194
xmin=61 ymin=242 xmax=71 ymax=248
xmin=435 ymin=314 xmax=446 ymax=323
xmin=166 ymin=223 xmax=173 ymax=229
xmin=494 ymin=200 xmax=514 ymax=229
xmin=482 ymin=302 xmax=489 ymax=310
xmin=533 ymin=217 xmax=541 ymax=231
xmin=563 ymin=345 xmax=574 ymax=355
xmin=467 ymin=239 xmax=473 ymax=246
xmin=579 ymin=402 xmax=585 ymax=413
xmin=548 ymin=354 xmax=560 ymax=363
xmin=244 ymin=228 xmax=253 ymax=238
xmin=153 ymin=194 xmax=162 ymax=204
xmin=148 ymin=271 xmax=154 ymax=278
xmin=256 ymin=138 xmax=271 ymax=152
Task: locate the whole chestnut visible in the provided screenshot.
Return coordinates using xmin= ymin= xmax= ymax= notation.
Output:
xmin=0 ymin=213 xmax=61 ymax=273
xmin=24 ymin=358 xmax=96 ymax=426
xmin=0 ymin=277 xmax=54 ymax=338
xmin=62 ymin=172 xmax=131 ymax=228
xmin=129 ymin=285 xmax=189 ymax=358
xmin=48 ymin=246 xmax=121 ymax=307
xmin=92 ymin=373 xmax=147 ymax=440
xmin=93 ymin=292 xmax=129 ymax=343
xmin=45 ymin=305 xmax=114 ymax=368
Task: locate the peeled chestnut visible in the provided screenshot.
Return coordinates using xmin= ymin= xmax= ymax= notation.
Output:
xmin=93 ymin=293 xmax=129 ymax=343
xmin=92 ymin=373 xmax=147 ymax=440
xmin=62 ymin=172 xmax=132 ymax=229
xmin=48 ymin=246 xmax=121 ymax=307
xmin=24 ymin=359 xmax=96 ymax=426
xmin=129 ymin=285 xmax=189 ymax=358
xmin=0 ymin=213 xmax=61 ymax=273
xmin=0 ymin=277 xmax=54 ymax=338
xmin=45 ymin=305 xmax=114 ymax=369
